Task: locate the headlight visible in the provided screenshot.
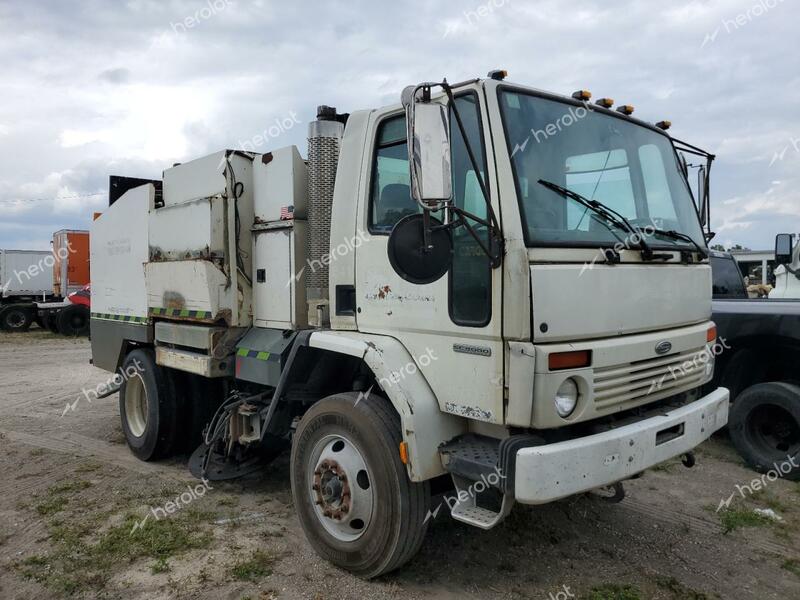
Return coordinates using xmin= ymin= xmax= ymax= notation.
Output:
xmin=555 ymin=378 xmax=579 ymax=417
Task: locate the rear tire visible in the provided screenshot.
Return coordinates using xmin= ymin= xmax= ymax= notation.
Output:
xmin=290 ymin=392 xmax=430 ymax=578
xmin=119 ymin=349 xmax=180 ymax=461
xmin=729 ymin=382 xmax=800 ymax=480
xmin=0 ymin=305 xmax=32 ymax=332
xmin=57 ymin=305 xmax=90 ymax=336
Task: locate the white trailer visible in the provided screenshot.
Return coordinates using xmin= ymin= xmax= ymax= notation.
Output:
xmin=0 ymin=249 xmax=54 ymax=301
xmin=91 ymin=72 xmax=730 ymax=578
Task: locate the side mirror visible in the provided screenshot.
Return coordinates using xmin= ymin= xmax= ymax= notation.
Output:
xmin=775 ymin=233 xmax=794 ymax=265
xmin=402 ymin=85 xmax=452 ymax=208
xmin=697 ymin=165 xmax=708 ymax=227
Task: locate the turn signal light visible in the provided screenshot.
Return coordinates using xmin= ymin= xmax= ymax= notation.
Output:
xmin=596 ymin=98 xmax=614 ymax=108
xmin=707 ymin=325 xmax=717 ymax=343
xmin=616 ymin=105 xmax=635 ymax=115
xmin=399 ymin=441 xmax=409 ymax=464
xmin=572 ymin=90 xmax=592 ymax=101
xmin=549 ymin=350 xmax=592 ymax=371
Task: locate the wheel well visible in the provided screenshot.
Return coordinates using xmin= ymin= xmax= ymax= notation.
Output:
xmin=717 ymin=335 xmax=800 ymax=400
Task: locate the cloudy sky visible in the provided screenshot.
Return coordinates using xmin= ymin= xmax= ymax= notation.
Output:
xmin=1 ymin=0 xmax=797 ymax=251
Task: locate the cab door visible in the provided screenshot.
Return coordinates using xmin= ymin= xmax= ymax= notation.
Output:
xmin=354 ymin=90 xmax=505 ymax=424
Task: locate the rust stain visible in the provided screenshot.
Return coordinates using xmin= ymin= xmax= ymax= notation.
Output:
xmin=377 ymin=285 xmax=391 ymax=300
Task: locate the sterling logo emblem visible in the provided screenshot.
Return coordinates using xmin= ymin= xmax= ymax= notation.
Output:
xmin=655 ymin=341 xmax=672 ymax=355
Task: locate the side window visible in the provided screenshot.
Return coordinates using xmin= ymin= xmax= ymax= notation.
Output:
xmin=367 ymin=95 xmax=492 ymax=327
xmin=369 ymin=117 xmax=419 ymax=233
xmin=449 ymin=94 xmax=491 ymax=326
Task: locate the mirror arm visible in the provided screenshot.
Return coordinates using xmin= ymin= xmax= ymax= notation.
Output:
xmin=442 ymin=84 xmax=504 ymax=266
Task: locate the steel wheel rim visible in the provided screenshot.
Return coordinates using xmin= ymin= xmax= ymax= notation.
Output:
xmin=124 ymin=373 xmax=149 ymax=438
xmin=308 ymin=434 xmax=374 ymax=542
xmin=7 ymin=311 xmax=25 ymax=329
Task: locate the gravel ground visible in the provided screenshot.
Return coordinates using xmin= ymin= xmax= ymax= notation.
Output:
xmin=0 ymin=330 xmax=798 ymax=600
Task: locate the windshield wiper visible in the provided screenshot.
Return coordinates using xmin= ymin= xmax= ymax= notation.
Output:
xmin=537 ymin=179 xmax=671 ymax=262
xmin=648 ymin=228 xmax=708 ymax=260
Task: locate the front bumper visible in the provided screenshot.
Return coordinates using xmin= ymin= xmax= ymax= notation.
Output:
xmin=514 ymin=387 xmax=729 ymax=504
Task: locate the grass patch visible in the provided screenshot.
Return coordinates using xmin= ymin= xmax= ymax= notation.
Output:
xmin=582 ymin=584 xmax=642 ymax=600
xmin=229 ymin=549 xmax=279 ymax=581
xmin=783 ymin=559 xmax=800 ymax=578
xmin=34 ymin=480 xmax=92 ymax=516
xmin=16 ymin=510 xmax=212 ymax=595
xmin=718 ymin=508 xmax=773 ymax=534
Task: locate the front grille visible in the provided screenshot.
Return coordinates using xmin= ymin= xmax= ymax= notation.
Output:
xmin=593 ymin=347 xmax=708 ymax=411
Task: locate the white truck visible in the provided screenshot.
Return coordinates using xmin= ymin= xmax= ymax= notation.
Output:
xmin=0 ymin=249 xmax=56 ymax=331
xmin=770 ymin=233 xmax=800 ymax=298
xmin=91 ymin=71 xmax=729 ymax=577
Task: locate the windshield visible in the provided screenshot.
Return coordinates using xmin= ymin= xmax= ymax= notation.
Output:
xmin=498 ymin=89 xmax=705 ymax=250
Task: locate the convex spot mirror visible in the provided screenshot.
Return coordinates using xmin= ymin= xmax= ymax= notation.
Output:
xmin=387 ymin=214 xmax=453 ymax=284
xmin=775 ymin=233 xmax=794 ymax=265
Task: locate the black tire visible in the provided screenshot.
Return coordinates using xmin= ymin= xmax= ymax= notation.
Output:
xmin=729 ymin=382 xmax=800 ymax=480
xmin=57 ymin=304 xmax=90 ymax=336
xmin=46 ymin=311 xmax=60 ymax=334
xmin=119 ymin=349 xmax=180 ymax=461
xmin=290 ymin=392 xmax=430 ymax=579
xmin=0 ymin=305 xmax=33 ymax=332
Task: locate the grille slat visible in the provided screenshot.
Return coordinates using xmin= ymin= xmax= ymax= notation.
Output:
xmin=592 ymin=346 xmax=708 ymax=410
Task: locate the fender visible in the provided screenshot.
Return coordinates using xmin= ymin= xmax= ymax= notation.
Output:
xmin=308 ymin=330 xmax=467 ymax=481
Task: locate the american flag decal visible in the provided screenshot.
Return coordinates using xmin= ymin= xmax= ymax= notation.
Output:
xmin=280 ymin=205 xmax=294 ymax=220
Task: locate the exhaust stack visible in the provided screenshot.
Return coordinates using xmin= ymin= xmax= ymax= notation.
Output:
xmin=306 ymin=106 xmax=344 ymax=327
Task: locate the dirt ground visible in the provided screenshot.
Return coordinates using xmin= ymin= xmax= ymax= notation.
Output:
xmin=0 ymin=331 xmax=798 ymax=600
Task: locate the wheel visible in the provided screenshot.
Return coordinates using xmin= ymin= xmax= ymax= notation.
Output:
xmin=119 ymin=349 xmax=180 ymax=461
xmin=57 ymin=305 xmax=90 ymax=336
xmin=290 ymin=392 xmax=430 ymax=578
xmin=729 ymin=382 xmax=800 ymax=480
xmin=46 ymin=311 xmax=60 ymax=334
xmin=0 ymin=305 xmax=33 ymax=332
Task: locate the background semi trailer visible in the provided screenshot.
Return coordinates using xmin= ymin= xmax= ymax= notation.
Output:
xmin=0 ymin=249 xmax=55 ymax=303
xmin=91 ymin=72 xmax=729 ymax=577
xmin=0 ymin=230 xmax=91 ymax=333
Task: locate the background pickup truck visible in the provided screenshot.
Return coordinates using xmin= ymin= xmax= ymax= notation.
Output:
xmin=709 ymin=250 xmax=800 ymax=479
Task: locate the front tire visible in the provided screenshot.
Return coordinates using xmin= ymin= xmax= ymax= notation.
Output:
xmin=290 ymin=392 xmax=430 ymax=578
xmin=119 ymin=349 xmax=179 ymax=461
xmin=729 ymin=382 xmax=800 ymax=480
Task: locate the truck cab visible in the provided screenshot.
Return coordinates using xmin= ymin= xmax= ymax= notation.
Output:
xmin=91 ymin=72 xmax=729 ymax=578
xmin=771 ymin=232 xmax=800 ymax=298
